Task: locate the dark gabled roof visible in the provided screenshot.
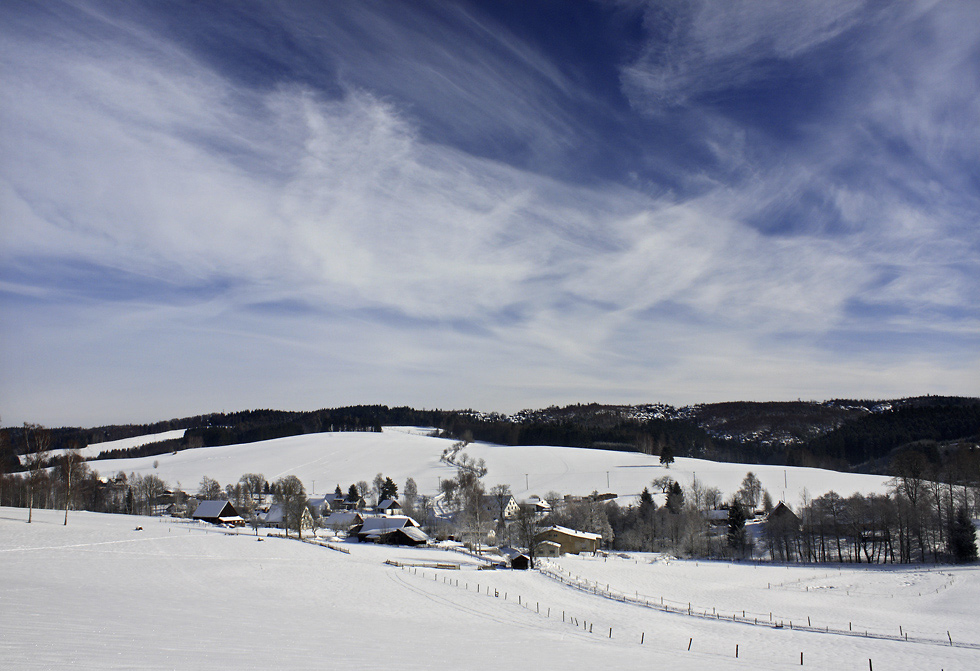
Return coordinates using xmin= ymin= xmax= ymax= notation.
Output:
xmin=356 ymin=515 xmax=419 ymax=537
xmin=390 ymin=526 xmax=428 ymax=543
xmin=766 ymin=501 xmax=800 ymax=523
xmin=192 ymin=500 xmax=239 ymax=520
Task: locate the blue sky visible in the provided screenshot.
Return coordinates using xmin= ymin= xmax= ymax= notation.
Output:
xmin=2 ymin=0 xmax=978 ymax=427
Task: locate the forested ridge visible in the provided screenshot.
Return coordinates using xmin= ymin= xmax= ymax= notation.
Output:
xmin=2 ymin=397 xmax=977 ymax=478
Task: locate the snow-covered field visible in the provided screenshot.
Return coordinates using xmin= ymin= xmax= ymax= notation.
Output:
xmin=21 ymin=429 xmax=187 ymax=464
xmin=2 ymin=507 xmax=977 ymax=670
xmin=89 ymin=427 xmax=892 ymax=506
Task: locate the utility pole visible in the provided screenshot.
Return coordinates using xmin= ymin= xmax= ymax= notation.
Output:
xmin=525 ymin=473 xmax=529 ymax=490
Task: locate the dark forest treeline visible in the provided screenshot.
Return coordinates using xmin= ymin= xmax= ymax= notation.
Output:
xmin=806 ymin=401 xmax=980 ymax=466
xmin=440 ymin=398 xmax=980 ymax=475
xmin=1 ymin=406 xmax=450 ymax=467
xmin=2 ymin=397 xmax=977 ymax=479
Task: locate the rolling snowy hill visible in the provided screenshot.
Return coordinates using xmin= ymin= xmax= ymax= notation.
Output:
xmin=88 ymin=427 xmax=894 ymax=506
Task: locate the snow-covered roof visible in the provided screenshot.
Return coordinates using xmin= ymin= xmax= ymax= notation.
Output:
xmin=262 ymin=504 xmax=284 ymax=524
xmin=527 ymin=496 xmax=551 ymax=509
xmin=192 ymin=500 xmax=236 ymax=520
xmin=358 ymin=515 xmax=418 ymax=536
xmin=395 ymin=527 xmax=429 ymax=543
xmin=324 ymin=511 xmax=362 ymax=526
xmin=377 ymin=499 xmax=401 ymax=509
xmin=498 ymin=546 xmax=528 ymax=560
xmin=540 ymin=525 xmax=601 ymax=541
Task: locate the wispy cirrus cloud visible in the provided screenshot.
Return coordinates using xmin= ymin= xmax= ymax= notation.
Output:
xmin=0 ymin=0 xmax=976 ymax=425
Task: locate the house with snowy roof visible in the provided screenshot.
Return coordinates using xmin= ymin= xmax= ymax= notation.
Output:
xmin=534 ymin=540 xmax=562 ymax=558
xmin=481 ymin=494 xmax=520 ymax=520
xmin=192 ymin=501 xmax=245 ymax=526
xmin=261 ymin=503 xmax=314 ymax=531
xmin=323 ymin=510 xmax=363 ymax=533
xmin=524 ymin=495 xmax=552 ymax=519
xmin=376 ymin=499 xmax=403 ymax=516
xmin=498 ymin=546 xmax=531 ymax=570
xmin=306 ymin=495 xmax=330 ymax=517
xmin=350 ymin=515 xmax=428 ymax=545
xmin=534 ymin=525 xmax=601 ymax=555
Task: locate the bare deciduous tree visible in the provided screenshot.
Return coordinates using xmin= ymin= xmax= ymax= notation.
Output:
xmin=737 ymin=472 xmax=763 ymax=511
xmin=61 ymin=447 xmax=83 ymax=525
xmin=514 ymin=503 xmax=539 ymax=569
xmin=273 ymin=475 xmax=307 ymax=539
xmin=198 ymin=476 xmax=222 ymax=501
xmin=23 ymin=423 xmax=50 ymax=524
xmin=239 ymin=473 xmax=266 ymax=512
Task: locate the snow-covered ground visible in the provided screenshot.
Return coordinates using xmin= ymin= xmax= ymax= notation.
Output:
xmin=2 ymin=507 xmax=977 ymax=670
xmin=89 ymin=428 xmax=892 ymax=506
xmin=20 ymin=429 xmax=187 ymax=464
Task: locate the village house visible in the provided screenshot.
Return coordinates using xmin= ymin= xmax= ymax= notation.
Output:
xmin=323 ymin=510 xmax=363 ymax=534
xmin=376 ymin=498 xmax=403 ymax=516
xmin=192 ymin=501 xmax=245 ymax=526
xmin=704 ymin=508 xmax=730 ymax=526
xmin=524 ymin=495 xmax=552 ymax=518
xmin=261 ymin=503 xmax=315 ymax=533
xmin=481 ymin=494 xmax=520 ymax=520
xmin=534 ymin=525 xmax=601 ymax=555
xmin=765 ymin=501 xmax=801 ymax=561
xmin=306 ymin=495 xmax=331 ymax=517
xmin=350 ymin=515 xmax=429 ymax=546
xmin=534 ymin=540 xmax=562 ymax=558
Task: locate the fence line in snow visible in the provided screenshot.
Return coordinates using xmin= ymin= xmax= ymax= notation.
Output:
xmin=535 ymin=562 xmax=979 ymax=650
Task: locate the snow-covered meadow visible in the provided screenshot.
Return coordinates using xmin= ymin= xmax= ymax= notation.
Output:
xmin=20 ymin=429 xmax=187 ymax=465
xmin=2 ymin=507 xmax=977 ymax=670
xmin=88 ymin=427 xmax=892 ymax=507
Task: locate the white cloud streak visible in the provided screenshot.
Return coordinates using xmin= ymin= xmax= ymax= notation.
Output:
xmin=0 ymin=0 xmax=976 ymax=425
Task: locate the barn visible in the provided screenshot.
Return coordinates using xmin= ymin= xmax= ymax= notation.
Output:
xmin=192 ymin=501 xmax=245 ymax=526
xmin=350 ymin=515 xmax=429 ymax=545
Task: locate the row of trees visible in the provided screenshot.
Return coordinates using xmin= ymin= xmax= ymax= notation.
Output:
xmin=531 ymin=468 xmax=977 ymax=565
xmin=767 ymin=485 xmax=978 ymax=565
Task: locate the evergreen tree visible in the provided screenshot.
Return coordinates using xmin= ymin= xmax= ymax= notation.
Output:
xmin=666 ymin=481 xmax=684 ymax=513
xmin=948 ymin=506 xmax=978 ymax=563
xmin=660 ymin=443 xmax=674 ymax=468
xmin=379 ymin=477 xmax=398 ymax=501
xmin=638 ymin=487 xmax=656 ymax=525
xmin=727 ymin=502 xmax=747 ymax=556
xmin=347 ymin=483 xmax=359 ymax=502
xmin=334 ymin=484 xmax=343 ymax=499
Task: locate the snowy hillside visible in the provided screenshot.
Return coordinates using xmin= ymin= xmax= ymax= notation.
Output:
xmin=2 ymin=507 xmax=977 ymax=670
xmin=89 ymin=427 xmax=893 ymax=505
xmin=19 ymin=428 xmax=187 ymax=465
